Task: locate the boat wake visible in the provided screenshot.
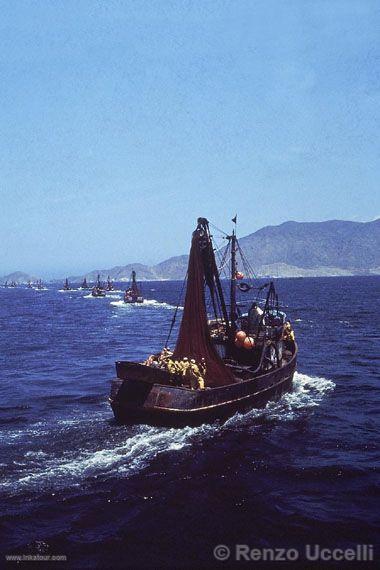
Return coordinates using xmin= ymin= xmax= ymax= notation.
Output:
xmin=1 ymin=373 xmax=334 ymax=496
xmin=1 ymin=416 xmax=206 ymax=495
xmin=223 ymin=371 xmax=335 ymax=427
xmin=110 ymin=299 xmax=181 ymax=310
xmin=83 ymin=293 xmax=109 ymax=299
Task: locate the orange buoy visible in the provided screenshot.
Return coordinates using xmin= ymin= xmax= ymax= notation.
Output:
xmin=235 ymin=271 xmax=244 ymax=280
xmin=235 ymin=330 xmax=246 ymax=343
xmin=243 ymin=336 xmax=255 ymax=350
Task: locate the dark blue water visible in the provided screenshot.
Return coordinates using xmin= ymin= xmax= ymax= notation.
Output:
xmin=0 ymin=277 xmax=379 ymax=567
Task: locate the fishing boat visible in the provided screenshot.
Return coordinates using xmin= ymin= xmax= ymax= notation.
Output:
xmin=35 ymin=279 xmax=45 ymax=290
xmin=123 ymin=271 xmax=144 ymax=303
xmin=27 ymin=281 xmax=33 ymax=289
xmin=110 ymin=217 xmax=297 ymax=427
xmin=92 ymin=274 xmax=106 ymax=297
xmin=106 ymin=276 xmax=114 ymax=292
xmin=62 ymin=278 xmax=71 ymax=291
xmin=81 ymin=277 xmax=90 ymax=289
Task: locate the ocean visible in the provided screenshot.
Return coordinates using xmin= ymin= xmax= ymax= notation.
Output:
xmin=0 ymin=277 xmax=378 ymax=567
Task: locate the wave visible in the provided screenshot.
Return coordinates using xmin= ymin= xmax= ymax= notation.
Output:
xmin=338 ymin=320 xmax=353 ymax=327
xmin=84 ymin=293 xmax=121 ymax=299
xmin=0 ymin=404 xmax=30 ymax=411
xmin=2 ymin=422 xmax=205 ymax=493
xmin=223 ymin=372 xmax=335 ymax=426
xmin=1 ymin=373 xmax=334 ymax=495
xmin=83 ymin=293 xmax=104 ymax=299
xmin=36 ymin=428 xmax=194 ymax=482
xmin=110 ymin=299 xmax=181 ymax=310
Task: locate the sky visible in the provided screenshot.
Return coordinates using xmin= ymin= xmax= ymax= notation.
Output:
xmin=0 ymin=0 xmax=379 ymax=277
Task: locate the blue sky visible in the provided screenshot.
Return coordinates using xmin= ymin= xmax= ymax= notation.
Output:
xmin=0 ymin=0 xmax=379 ymax=277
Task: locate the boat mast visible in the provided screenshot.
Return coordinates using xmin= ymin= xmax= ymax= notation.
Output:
xmin=230 ymin=229 xmax=237 ymax=332
xmin=203 ymin=219 xmax=230 ymax=332
xmin=131 ymin=270 xmax=138 ymax=294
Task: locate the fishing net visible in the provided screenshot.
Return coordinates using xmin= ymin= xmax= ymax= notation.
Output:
xmin=173 ymin=221 xmax=235 ymax=387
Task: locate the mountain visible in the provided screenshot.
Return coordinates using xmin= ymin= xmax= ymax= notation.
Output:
xmin=76 ymin=263 xmax=158 ymax=282
xmin=12 ymin=219 xmax=380 ymax=283
xmin=0 ymin=271 xmax=38 ymax=284
xmin=79 ymin=219 xmax=378 ymax=280
xmin=153 ymin=255 xmax=189 ymax=280
xmin=238 ymin=219 xmax=380 ymax=273
xmin=65 ymin=255 xmax=191 ymax=283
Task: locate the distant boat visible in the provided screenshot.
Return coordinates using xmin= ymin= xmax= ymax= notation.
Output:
xmin=92 ymin=274 xmax=106 ymax=297
xmin=27 ymin=281 xmax=33 ymax=289
xmin=63 ymin=278 xmax=71 ymax=291
xmin=35 ymin=279 xmax=45 ymax=290
xmin=123 ymin=270 xmax=144 ymax=304
xmin=9 ymin=281 xmax=17 ymax=288
xmin=81 ymin=277 xmax=89 ymax=289
xmin=106 ymin=276 xmax=114 ymax=292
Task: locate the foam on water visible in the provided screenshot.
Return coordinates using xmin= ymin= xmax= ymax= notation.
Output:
xmin=83 ymin=293 xmax=108 ymax=299
xmin=110 ymin=299 xmax=181 ymax=310
xmin=2 ymin=422 xmax=207 ymax=493
xmin=1 ymin=373 xmax=334 ymax=495
xmin=221 ymin=372 xmax=335 ymax=427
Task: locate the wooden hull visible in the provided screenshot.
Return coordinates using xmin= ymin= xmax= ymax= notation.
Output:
xmin=110 ymin=344 xmax=297 ymax=427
